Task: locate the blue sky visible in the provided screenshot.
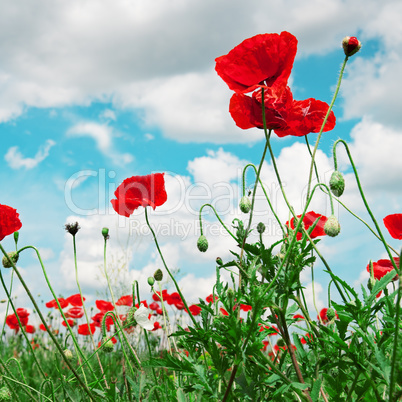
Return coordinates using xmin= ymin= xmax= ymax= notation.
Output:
xmin=1 ymin=0 xmax=402 ymax=319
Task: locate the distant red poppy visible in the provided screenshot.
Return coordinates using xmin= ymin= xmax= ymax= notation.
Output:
xmin=25 ymin=325 xmax=36 ymax=334
xmin=156 ymin=307 xmax=163 ymax=315
xmin=96 ymin=300 xmax=114 ymax=312
xmin=152 ymin=321 xmax=162 ymax=331
xmin=149 ymin=302 xmax=160 ymax=311
xmin=185 ymin=305 xmax=202 ymax=316
xmin=383 ymin=214 xmax=402 ymax=240
xmin=293 ymin=314 xmax=305 ymax=321
xmin=274 ymin=343 xmax=296 ymax=352
xmin=152 ymin=290 xmax=169 ymax=302
xmin=300 ymin=333 xmax=314 ymax=345
xmin=366 ymin=258 xmax=399 ymax=281
xmin=61 ymin=319 xmax=75 ymax=327
xmin=135 ymin=300 xmax=148 ymax=309
xmin=66 ymin=307 xmax=84 ymax=319
xmin=116 ymin=295 xmax=133 ymax=306
xmin=258 ymin=324 xmax=279 ymax=336
xmin=6 ymin=308 xmax=29 ymax=331
xmin=46 ymin=298 xmax=68 ymax=309
xmin=78 ymin=323 xmax=96 ymax=336
xmin=205 ymin=294 xmax=218 ymax=303
xmin=318 ymin=308 xmax=338 ymax=324
xmin=91 ymin=312 xmax=114 ymax=331
xmin=111 ymin=173 xmax=168 ymax=217
xmin=286 ymin=211 xmax=328 ymax=241
xmin=39 ymin=323 xmax=47 ymax=331
xmin=220 ymin=308 xmax=229 ymax=316
xmin=66 ymin=294 xmax=85 ymax=306
xmin=240 ymin=304 xmax=252 ymax=312
xmin=167 ymin=292 xmax=182 ymax=306
xmin=215 ymin=32 xmax=297 ymax=95
xmin=0 ymin=204 xmax=22 ymax=242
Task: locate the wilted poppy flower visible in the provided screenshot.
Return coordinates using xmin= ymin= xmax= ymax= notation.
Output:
xmin=116 ymin=295 xmax=133 ymax=306
xmin=286 ymin=211 xmax=328 ymax=241
xmin=185 ymin=304 xmax=202 ymax=316
xmin=61 ymin=319 xmax=75 ymax=327
xmin=367 ymin=258 xmax=399 ymax=281
xmin=66 ymin=306 xmax=84 ymax=319
xmin=46 ymin=298 xmax=68 ymax=309
xmin=96 ymin=300 xmax=114 ymax=312
xmin=111 ymin=173 xmax=168 ymax=217
xmin=66 ymin=294 xmax=85 ymax=306
xmin=215 ymin=32 xmax=297 ymax=95
xmin=383 ymin=214 xmax=402 ymax=240
xmin=0 ymin=204 xmax=22 ymax=242
xmin=78 ymin=323 xmax=96 ymax=336
xmin=205 ymin=294 xmax=218 ymax=303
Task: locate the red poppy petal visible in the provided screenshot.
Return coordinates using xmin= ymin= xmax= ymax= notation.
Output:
xmin=0 ymin=204 xmax=22 ymax=242
xmin=384 ymin=214 xmax=402 ymax=240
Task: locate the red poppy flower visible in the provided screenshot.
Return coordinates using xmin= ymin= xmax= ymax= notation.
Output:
xmin=149 ymin=302 xmax=160 ymax=311
xmin=156 ymin=307 xmax=163 ymax=315
xmin=185 ymin=304 xmax=202 ymax=316
xmin=262 ymin=340 xmax=270 ymax=352
xmin=61 ymin=319 xmax=75 ymax=327
xmin=25 ymin=325 xmax=36 ymax=334
xmin=78 ymin=323 xmax=96 ymax=336
xmin=66 ymin=306 xmax=84 ymax=319
xmin=240 ymin=304 xmax=252 ymax=312
xmin=229 ymin=87 xmax=336 ymax=137
xmin=366 ymin=258 xmax=399 ymax=281
xmin=286 ymin=211 xmax=328 ymax=241
xmin=220 ymin=308 xmax=229 ymax=316
xmin=258 ymin=324 xmax=279 ymax=335
xmin=135 ymin=300 xmax=148 ymax=309
xmin=205 ymin=294 xmax=218 ymax=303
xmin=317 ymin=308 xmax=338 ymax=324
xmin=167 ymin=292 xmax=182 ymax=306
xmin=66 ymin=294 xmax=85 ymax=306
xmin=0 ymin=204 xmax=22 ymax=242
xmin=293 ymin=314 xmax=305 ymax=321
xmin=152 ymin=290 xmax=169 ymax=302
xmin=152 ymin=321 xmax=162 ymax=331
xmin=111 ymin=173 xmax=168 ymax=217
xmin=39 ymin=323 xmax=47 ymax=331
xmin=96 ymin=300 xmax=114 ymax=312
xmin=45 ymin=298 xmax=68 ymax=309
xmin=116 ymin=295 xmax=133 ymax=306
xmin=383 ymin=214 xmax=402 ymax=240
xmin=300 ymin=333 xmax=314 ymax=345
xmin=215 ymin=32 xmax=297 ymax=95
xmin=6 ymin=308 xmax=29 ymax=331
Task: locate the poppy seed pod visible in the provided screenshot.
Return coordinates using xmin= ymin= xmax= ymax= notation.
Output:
xmin=102 ymin=338 xmax=114 ymax=353
xmin=239 ymin=196 xmax=251 ymax=213
xmin=324 ymin=215 xmax=341 ymax=237
xmin=2 ymin=251 xmax=19 ymax=268
xmin=329 ymin=171 xmax=345 ymax=197
xmin=197 ymin=235 xmax=208 ymax=252
xmin=153 ymin=269 xmax=163 ymax=281
xmin=342 ymin=36 xmax=361 ymax=57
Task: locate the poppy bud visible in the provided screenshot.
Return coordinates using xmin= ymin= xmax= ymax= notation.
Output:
xmin=257 ymin=222 xmax=266 ymax=234
xmin=101 ymin=338 xmax=114 ymax=353
xmin=216 ymin=257 xmax=223 ymax=266
xmin=197 ymin=235 xmax=208 ymax=252
xmin=329 ymin=171 xmax=345 ymax=197
xmin=63 ymin=349 xmax=74 ymax=361
xmin=153 ymin=269 xmax=163 ymax=281
xmin=0 ymin=386 xmax=11 ymax=401
xmin=342 ymin=36 xmax=361 ymax=57
xmin=147 ymin=277 xmax=155 ymax=286
xmin=239 ymin=196 xmax=251 ymax=213
xmin=326 ymin=308 xmax=336 ymax=321
xmin=102 ymin=227 xmax=109 ymax=239
xmin=13 ymin=231 xmax=19 ymax=245
xmin=324 ymin=215 xmax=341 ymax=237
xmin=127 ymin=307 xmax=137 ymax=325
xmin=276 ymin=338 xmax=285 ymax=347
xmin=367 ymin=276 xmax=376 ymax=291
xmin=2 ymin=252 xmax=19 ymax=268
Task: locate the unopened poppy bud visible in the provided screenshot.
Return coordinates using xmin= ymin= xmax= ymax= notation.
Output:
xmin=63 ymin=349 xmax=74 ymax=361
xmin=153 ymin=269 xmax=163 ymax=281
xmin=257 ymin=222 xmax=266 ymax=234
xmin=326 ymin=308 xmax=336 ymax=321
xmin=197 ymin=235 xmax=208 ymax=252
xmin=147 ymin=277 xmax=155 ymax=286
xmin=342 ymin=36 xmax=361 ymax=57
xmin=324 ymin=215 xmax=341 ymax=237
xmin=227 ymin=288 xmax=234 ymax=300
xmin=239 ymin=196 xmax=251 ymax=213
xmin=276 ymin=338 xmax=285 ymax=347
xmin=102 ymin=227 xmax=109 ymax=239
xmin=329 ymin=171 xmax=345 ymax=197
xmin=2 ymin=252 xmax=19 ymax=268
xmin=0 ymin=386 xmax=12 ymax=401
xmin=127 ymin=307 xmax=138 ymax=325
xmin=367 ymin=276 xmax=376 ymax=291
xmin=102 ymin=338 xmax=114 ymax=353
xmin=216 ymin=257 xmax=223 ymax=266
xmin=13 ymin=231 xmax=19 ymax=244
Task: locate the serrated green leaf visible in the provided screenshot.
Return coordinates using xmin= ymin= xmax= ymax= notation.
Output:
xmin=310 ymin=378 xmax=322 ymax=402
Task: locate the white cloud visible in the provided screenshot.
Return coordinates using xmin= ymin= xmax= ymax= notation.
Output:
xmin=66 ymin=122 xmax=134 ymax=166
xmin=4 ymin=139 xmax=55 ymax=169
xmin=99 ymin=109 xmax=116 ymax=121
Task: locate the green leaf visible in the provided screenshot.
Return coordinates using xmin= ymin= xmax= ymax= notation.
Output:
xmin=310 ymin=378 xmax=322 ymax=402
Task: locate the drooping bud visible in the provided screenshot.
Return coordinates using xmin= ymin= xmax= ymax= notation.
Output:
xmin=153 ymin=269 xmax=163 ymax=281
xmin=2 ymin=252 xmax=19 ymax=268
xmin=342 ymin=36 xmax=362 ymax=57
xmin=257 ymin=222 xmax=266 ymax=234
xmin=126 ymin=307 xmax=138 ymax=326
xmin=147 ymin=277 xmax=155 ymax=286
xmin=329 ymin=171 xmax=345 ymax=197
xmin=326 ymin=308 xmax=336 ymax=321
xmin=324 ymin=215 xmax=341 ymax=237
xmin=239 ymin=196 xmax=251 ymax=213
xmin=197 ymin=235 xmax=208 ymax=252
xmin=0 ymin=386 xmax=12 ymax=401
xmin=102 ymin=227 xmax=109 ymax=239
xmin=63 ymin=349 xmax=74 ymax=361
xmin=216 ymin=257 xmax=223 ymax=266
xmin=101 ymin=338 xmax=114 ymax=353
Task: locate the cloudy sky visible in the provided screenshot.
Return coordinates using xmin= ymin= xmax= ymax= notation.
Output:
xmin=1 ymin=0 xmax=402 ymax=321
